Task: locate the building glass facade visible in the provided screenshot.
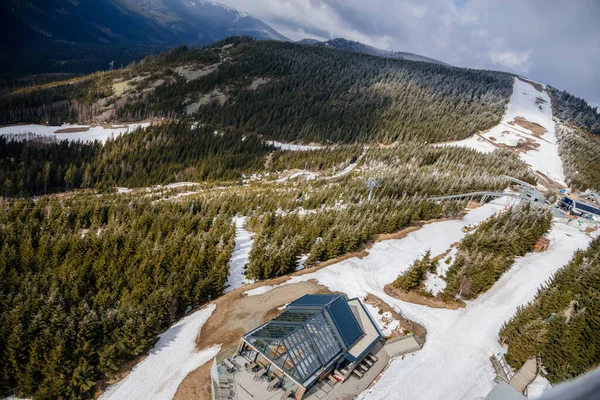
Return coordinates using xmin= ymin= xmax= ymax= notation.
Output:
xmin=243 ymin=297 xmax=353 ymax=384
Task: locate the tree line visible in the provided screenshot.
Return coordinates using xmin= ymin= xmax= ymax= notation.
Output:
xmin=500 ymin=237 xmax=600 ymax=384
xmin=548 ymin=86 xmax=600 ymax=135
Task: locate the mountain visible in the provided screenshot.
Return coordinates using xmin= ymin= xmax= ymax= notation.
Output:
xmin=0 ymin=0 xmax=288 ymax=75
xmin=118 ymin=0 xmax=289 ymax=43
xmin=298 ymin=38 xmax=447 ymax=65
xmin=0 ymin=38 xmax=512 ymax=144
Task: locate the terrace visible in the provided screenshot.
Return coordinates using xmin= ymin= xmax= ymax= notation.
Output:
xmin=212 ymin=342 xmax=389 ymax=400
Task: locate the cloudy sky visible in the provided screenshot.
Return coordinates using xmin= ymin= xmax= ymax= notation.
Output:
xmin=219 ymin=0 xmax=600 ymax=107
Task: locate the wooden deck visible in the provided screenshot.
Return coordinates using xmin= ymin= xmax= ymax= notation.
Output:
xmin=509 ymin=357 xmax=538 ymax=394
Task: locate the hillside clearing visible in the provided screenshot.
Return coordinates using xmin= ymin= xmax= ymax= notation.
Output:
xmin=440 ymin=76 xmax=566 ymax=187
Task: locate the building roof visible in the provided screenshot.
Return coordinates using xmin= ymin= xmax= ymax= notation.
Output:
xmin=485 ymin=382 xmax=526 ymax=400
xmin=346 ymin=299 xmax=383 ymax=362
xmin=288 ymin=294 xmax=364 ymax=348
xmin=243 ymin=294 xmax=364 ymax=385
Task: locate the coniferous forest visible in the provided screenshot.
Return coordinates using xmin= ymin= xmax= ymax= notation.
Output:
xmin=548 ymin=86 xmax=600 ymax=135
xmin=442 ymin=204 xmax=552 ymax=300
xmin=0 ymin=122 xmax=272 ymax=197
xmin=500 ymin=237 xmax=600 ymax=383
xmin=0 ymin=135 xmax=538 ymax=398
xmin=0 ymin=197 xmax=235 ymax=398
xmin=555 ymin=122 xmax=600 ymax=192
xmin=246 ymin=201 xmax=461 ymax=280
xmin=0 ymin=38 xmax=513 ymax=144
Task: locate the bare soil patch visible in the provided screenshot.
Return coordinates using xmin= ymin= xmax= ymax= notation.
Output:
xmin=509 ymin=116 xmax=547 ymax=137
xmin=517 ymin=76 xmax=544 ymax=92
xmin=534 ymin=170 xmax=565 ymax=190
xmin=55 ymin=127 xmax=91 ymax=134
xmin=495 ymin=136 xmax=540 ymax=153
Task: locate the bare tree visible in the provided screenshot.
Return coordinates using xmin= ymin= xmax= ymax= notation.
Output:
xmin=455 ymin=276 xmax=472 ymax=300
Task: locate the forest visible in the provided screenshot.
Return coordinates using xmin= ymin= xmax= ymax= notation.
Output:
xmin=0 ymin=196 xmax=235 ymax=399
xmin=0 ymin=125 xmax=535 ymax=199
xmin=555 ymin=122 xmax=600 ymax=192
xmin=500 ymin=237 xmax=600 ymax=384
xmin=0 ymin=121 xmax=272 ymax=197
xmin=548 ymin=86 xmax=600 ymax=136
xmin=4 ymin=35 xmax=600 ymax=400
xmin=441 ymin=204 xmax=552 ymax=300
xmin=1 ymin=37 xmax=513 ymax=144
xmin=245 ymin=200 xmax=464 ymax=280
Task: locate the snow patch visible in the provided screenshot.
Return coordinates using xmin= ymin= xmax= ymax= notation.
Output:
xmin=175 ymin=64 xmax=219 ymax=82
xmin=0 ymin=123 xmax=150 ymax=144
xmin=527 ymin=375 xmax=552 ymax=398
xmin=296 ymin=254 xmax=309 ymax=271
xmin=244 ymin=285 xmax=276 ymax=297
xmin=225 ymin=217 xmax=254 ymax=293
xmin=276 ymin=170 xmax=317 ymax=182
xmin=423 ymin=271 xmax=446 ymax=296
xmin=267 ymin=141 xmax=325 ymax=151
xmin=363 ymin=303 xmax=400 ymax=337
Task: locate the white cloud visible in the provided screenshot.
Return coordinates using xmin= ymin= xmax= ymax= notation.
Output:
xmin=489 ymin=51 xmax=530 ymax=71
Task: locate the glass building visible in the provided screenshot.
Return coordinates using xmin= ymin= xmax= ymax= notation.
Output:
xmin=238 ymin=294 xmax=382 ymax=399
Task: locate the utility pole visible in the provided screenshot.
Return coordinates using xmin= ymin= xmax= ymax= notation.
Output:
xmin=366 ymin=178 xmax=379 ymax=201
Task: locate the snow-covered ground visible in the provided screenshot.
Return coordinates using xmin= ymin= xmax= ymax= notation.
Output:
xmin=326 ymin=150 xmax=365 ymax=179
xmin=225 ymin=217 xmax=254 ymax=293
xmin=267 ymin=141 xmax=325 ymax=151
xmin=527 ymin=375 xmax=552 ymax=398
xmin=276 ymin=170 xmax=318 ymax=182
xmin=100 ymin=305 xmax=219 ymax=400
xmin=0 ymin=123 xmax=150 ymax=144
xmin=423 ymin=271 xmax=446 ymax=296
xmin=423 ymin=247 xmax=457 ymax=295
xmin=363 ymin=303 xmax=401 ymax=337
xmin=245 ymin=197 xmax=593 ymax=399
xmin=440 ymin=77 xmax=566 ymax=186
xmin=244 ymin=285 xmax=277 ymax=297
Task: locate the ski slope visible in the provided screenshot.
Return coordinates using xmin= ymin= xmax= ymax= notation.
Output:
xmin=100 ymin=305 xmax=219 ymax=400
xmin=254 ymin=198 xmax=592 ymax=399
xmin=0 ymin=123 xmax=150 ymax=143
xmin=441 ymin=77 xmax=566 ymax=187
xmin=224 ymin=217 xmax=254 ymax=293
